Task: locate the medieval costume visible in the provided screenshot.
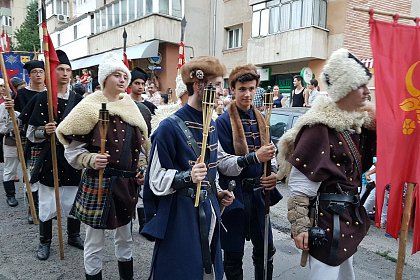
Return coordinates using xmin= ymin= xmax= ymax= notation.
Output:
xmin=19 ymin=51 xmax=84 ymax=260
xmin=0 ymin=83 xmax=20 ymax=207
xmin=57 ymin=53 xmax=147 ymax=280
xmin=216 ymin=64 xmax=282 ymax=280
xmin=142 ymin=56 xmax=226 ymax=279
xmin=278 ymin=49 xmax=376 ymax=280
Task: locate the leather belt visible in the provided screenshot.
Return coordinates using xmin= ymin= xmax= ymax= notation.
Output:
xmin=104 ymin=167 xmax=137 ymax=178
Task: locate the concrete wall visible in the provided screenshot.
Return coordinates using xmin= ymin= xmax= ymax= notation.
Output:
xmin=88 ymin=15 xmax=181 ymax=54
xmin=247 ymin=27 xmax=328 ymax=66
xmin=183 ymin=0 xmax=211 ymax=57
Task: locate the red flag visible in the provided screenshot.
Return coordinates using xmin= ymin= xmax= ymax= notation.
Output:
xmin=123 ymin=51 xmax=131 ymax=94
xmin=0 ymin=30 xmax=4 ymax=52
xmin=370 ymin=16 xmax=420 ymax=253
xmin=42 ymin=22 xmax=59 ymax=117
xmin=177 ymin=41 xmax=185 ymax=70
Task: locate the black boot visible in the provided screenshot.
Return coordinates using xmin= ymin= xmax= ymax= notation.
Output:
xmin=252 ymin=247 xmax=275 ymax=280
xmin=224 ymin=251 xmax=244 ymax=280
xmin=137 ymin=208 xmax=146 ymax=234
xmin=37 ymin=219 xmax=52 ymax=260
xmin=86 ymin=271 xmax=102 ymax=280
xmin=118 ymin=259 xmax=133 ymax=280
xmin=27 ymin=191 xmax=39 ymax=224
xmin=4 ymin=180 xmax=18 ymax=207
xmin=67 ymin=218 xmax=84 ymax=249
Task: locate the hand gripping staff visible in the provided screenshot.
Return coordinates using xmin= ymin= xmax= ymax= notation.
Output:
xmin=194 ymin=83 xmax=216 ymax=207
xmin=0 ymin=54 xmax=38 ymax=225
xmin=97 ymin=103 xmax=109 ymax=204
xmin=263 ymin=88 xmax=274 ymax=280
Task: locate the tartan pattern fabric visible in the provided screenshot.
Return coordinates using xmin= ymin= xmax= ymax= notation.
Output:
xmin=28 ymin=145 xmax=42 ymax=172
xmin=70 ymin=170 xmax=113 ymax=229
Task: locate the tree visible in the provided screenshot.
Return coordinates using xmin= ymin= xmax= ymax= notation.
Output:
xmin=14 ymin=1 xmax=40 ymax=52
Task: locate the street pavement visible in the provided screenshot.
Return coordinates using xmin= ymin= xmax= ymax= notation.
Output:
xmin=0 ymin=163 xmax=419 ymax=279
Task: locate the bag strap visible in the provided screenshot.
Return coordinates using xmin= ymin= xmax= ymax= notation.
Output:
xmin=340 ymin=131 xmax=362 ymax=180
xmin=169 ymin=114 xmax=201 ymax=157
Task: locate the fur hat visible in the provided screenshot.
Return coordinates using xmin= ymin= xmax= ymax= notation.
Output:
xmin=56 ymin=50 xmax=71 ymax=68
xmin=98 ymin=52 xmax=131 ymax=90
xmin=0 ymin=78 xmax=4 ymax=86
xmin=321 ymin=48 xmax=371 ymax=102
xmin=130 ymin=67 xmax=148 ymax=85
xmin=228 ymin=64 xmax=260 ymax=89
xmin=180 ymin=56 xmax=226 ymax=84
xmin=23 ymin=60 xmax=44 ymax=73
xmin=175 ymin=74 xmax=187 ymax=98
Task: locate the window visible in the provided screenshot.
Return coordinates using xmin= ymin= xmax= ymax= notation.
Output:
xmin=128 ymin=0 xmax=136 ymax=20
xmin=107 ymin=6 xmax=113 ymax=28
xmin=227 ymin=27 xmax=242 ymax=49
xmin=146 ymin=0 xmax=153 ymax=14
xmin=121 ymin=0 xmax=128 ymax=23
xmin=1 ymin=16 xmax=12 ymax=27
xmin=114 ymin=3 xmax=120 ymax=26
xmin=73 ymin=25 xmax=77 ymax=39
xmin=172 ymin=0 xmax=182 ymax=18
xmin=159 ymin=0 xmax=169 ymax=15
xmin=251 ymin=0 xmax=327 ymax=37
xmin=137 ymin=0 xmax=145 ymax=17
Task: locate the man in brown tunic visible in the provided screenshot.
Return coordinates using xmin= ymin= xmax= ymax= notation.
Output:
xmin=276 ymin=48 xmax=376 ymax=280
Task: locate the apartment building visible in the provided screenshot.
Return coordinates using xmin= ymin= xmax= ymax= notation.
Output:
xmin=0 ymin=0 xmax=32 ymax=45
xmin=221 ymin=0 xmax=419 ymax=94
xmin=40 ymin=0 xmax=217 ymax=94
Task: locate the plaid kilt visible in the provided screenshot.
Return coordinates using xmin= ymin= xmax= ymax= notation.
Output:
xmin=28 ymin=145 xmax=42 ymax=172
xmin=70 ymin=170 xmax=113 ymax=229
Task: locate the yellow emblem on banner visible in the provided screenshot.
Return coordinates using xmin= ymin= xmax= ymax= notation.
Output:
xmin=20 ymin=56 xmax=31 ymax=64
xmin=400 ymin=61 xmax=420 ymax=135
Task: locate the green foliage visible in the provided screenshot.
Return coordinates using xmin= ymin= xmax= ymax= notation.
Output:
xmin=14 ymin=1 xmax=40 ymax=52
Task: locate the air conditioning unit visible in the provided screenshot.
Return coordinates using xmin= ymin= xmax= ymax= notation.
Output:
xmin=57 ymin=14 xmax=68 ymax=23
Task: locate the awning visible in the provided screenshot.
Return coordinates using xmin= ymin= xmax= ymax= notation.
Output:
xmin=71 ymin=40 xmax=159 ymax=70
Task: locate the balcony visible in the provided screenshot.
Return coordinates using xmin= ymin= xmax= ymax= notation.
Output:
xmin=247 ymin=26 xmax=328 ymax=66
xmin=88 ymin=14 xmax=181 ymax=54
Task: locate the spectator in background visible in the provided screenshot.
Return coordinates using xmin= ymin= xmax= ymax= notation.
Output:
xmin=290 ymin=75 xmax=305 ymax=107
xmin=80 ymin=68 xmax=90 ymax=92
xmin=147 ymin=82 xmax=161 ymax=107
xmin=74 ymin=75 xmax=81 ymax=85
xmin=273 ymin=85 xmax=283 ymax=108
xmin=304 ymin=79 xmax=319 ymax=107
xmin=160 ymin=94 xmax=169 ymax=106
xmin=72 ymin=82 xmax=87 ymax=97
xmin=91 ymin=76 xmax=101 ymax=92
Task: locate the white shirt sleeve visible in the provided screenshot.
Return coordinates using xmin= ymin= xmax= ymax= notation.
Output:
xmin=288 ymin=166 xmax=321 ymax=198
xmin=148 ymin=144 xmax=178 ymax=196
xmin=217 ymin=141 xmax=243 ymax=176
xmin=64 ymin=140 xmax=90 ymax=170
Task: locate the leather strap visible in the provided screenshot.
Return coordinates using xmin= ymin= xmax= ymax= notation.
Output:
xmin=340 ymin=131 xmax=362 ymax=180
xmin=328 ymin=213 xmax=340 ymax=265
xmin=319 ymin=194 xmax=358 ymax=204
xmin=169 ymin=114 xmax=201 ymax=157
xmin=198 ymin=195 xmax=212 ymax=274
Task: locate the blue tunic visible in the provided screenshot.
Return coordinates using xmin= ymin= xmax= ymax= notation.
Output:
xmin=142 ymin=104 xmax=223 ymax=280
xmin=216 ymin=106 xmax=282 ymax=252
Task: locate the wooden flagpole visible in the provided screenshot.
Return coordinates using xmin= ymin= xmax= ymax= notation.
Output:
xmin=395 ymin=183 xmax=416 ymax=280
xmin=41 ymin=0 xmax=64 ymax=260
xmin=353 ymin=6 xmax=419 ymax=21
xmin=0 ymin=53 xmax=38 ymax=224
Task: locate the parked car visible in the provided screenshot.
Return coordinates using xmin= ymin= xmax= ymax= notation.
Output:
xmin=270 ymin=107 xmax=309 ymax=144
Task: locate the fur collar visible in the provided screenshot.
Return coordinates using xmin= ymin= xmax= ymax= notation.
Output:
xmin=57 ymin=91 xmax=148 ymax=145
xmin=151 ymin=103 xmax=181 ymax=134
xmin=228 ymin=101 xmax=267 ymax=156
xmin=276 ymin=96 xmax=375 ymax=179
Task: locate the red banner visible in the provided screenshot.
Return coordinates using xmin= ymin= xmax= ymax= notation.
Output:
xmin=42 ymin=22 xmax=59 ymax=117
xmin=177 ymin=41 xmax=185 ymax=70
xmin=370 ymin=15 xmax=420 ymax=253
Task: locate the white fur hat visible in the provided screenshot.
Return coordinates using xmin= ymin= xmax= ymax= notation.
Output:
xmin=175 ymin=74 xmax=187 ymax=98
xmin=0 ymin=78 xmax=4 ymax=86
xmin=98 ymin=52 xmax=131 ymax=90
xmin=321 ymin=48 xmax=371 ymax=102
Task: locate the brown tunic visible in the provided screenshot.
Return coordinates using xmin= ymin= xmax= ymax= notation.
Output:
xmin=68 ymin=115 xmax=143 ymax=229
xmin=289 ymin=124 xmax=375 ymax=266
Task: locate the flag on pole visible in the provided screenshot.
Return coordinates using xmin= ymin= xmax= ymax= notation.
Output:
xmin=0 ymin=29 xmax=5 ymax=52
xmin=42 ymin=22 xmax=59 ymax=117
xmin=177 ymin=41 xmax=185 ymax=70
xmin=370 ymin=14 xmax=420 ymax=253
xmin=6 ymin=32 xmax=11 ymax=52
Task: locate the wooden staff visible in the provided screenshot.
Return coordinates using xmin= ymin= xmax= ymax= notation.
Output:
xmin=41 ymin=2 xmax=64 ymax=258
xmin=194 ymin=83 xmax=216 ymax=207
xmin=97 ymin=103 xmax=109 ymax=204
xmin=0 ymin=53 xmax=38 ymax=224
xmin=353 ymin=6 xmax=419 ymax=21
xmin=395 ymin=182 xmax=416 ymax=280
xmin=263 ymin=87 xmax=274 ymax=280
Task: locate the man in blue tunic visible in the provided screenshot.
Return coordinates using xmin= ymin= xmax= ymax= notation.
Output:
xmin=142 ymin=56 xmax=234 ymax=280
xmin=216 ymin=64 xmax=282 ymax=279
